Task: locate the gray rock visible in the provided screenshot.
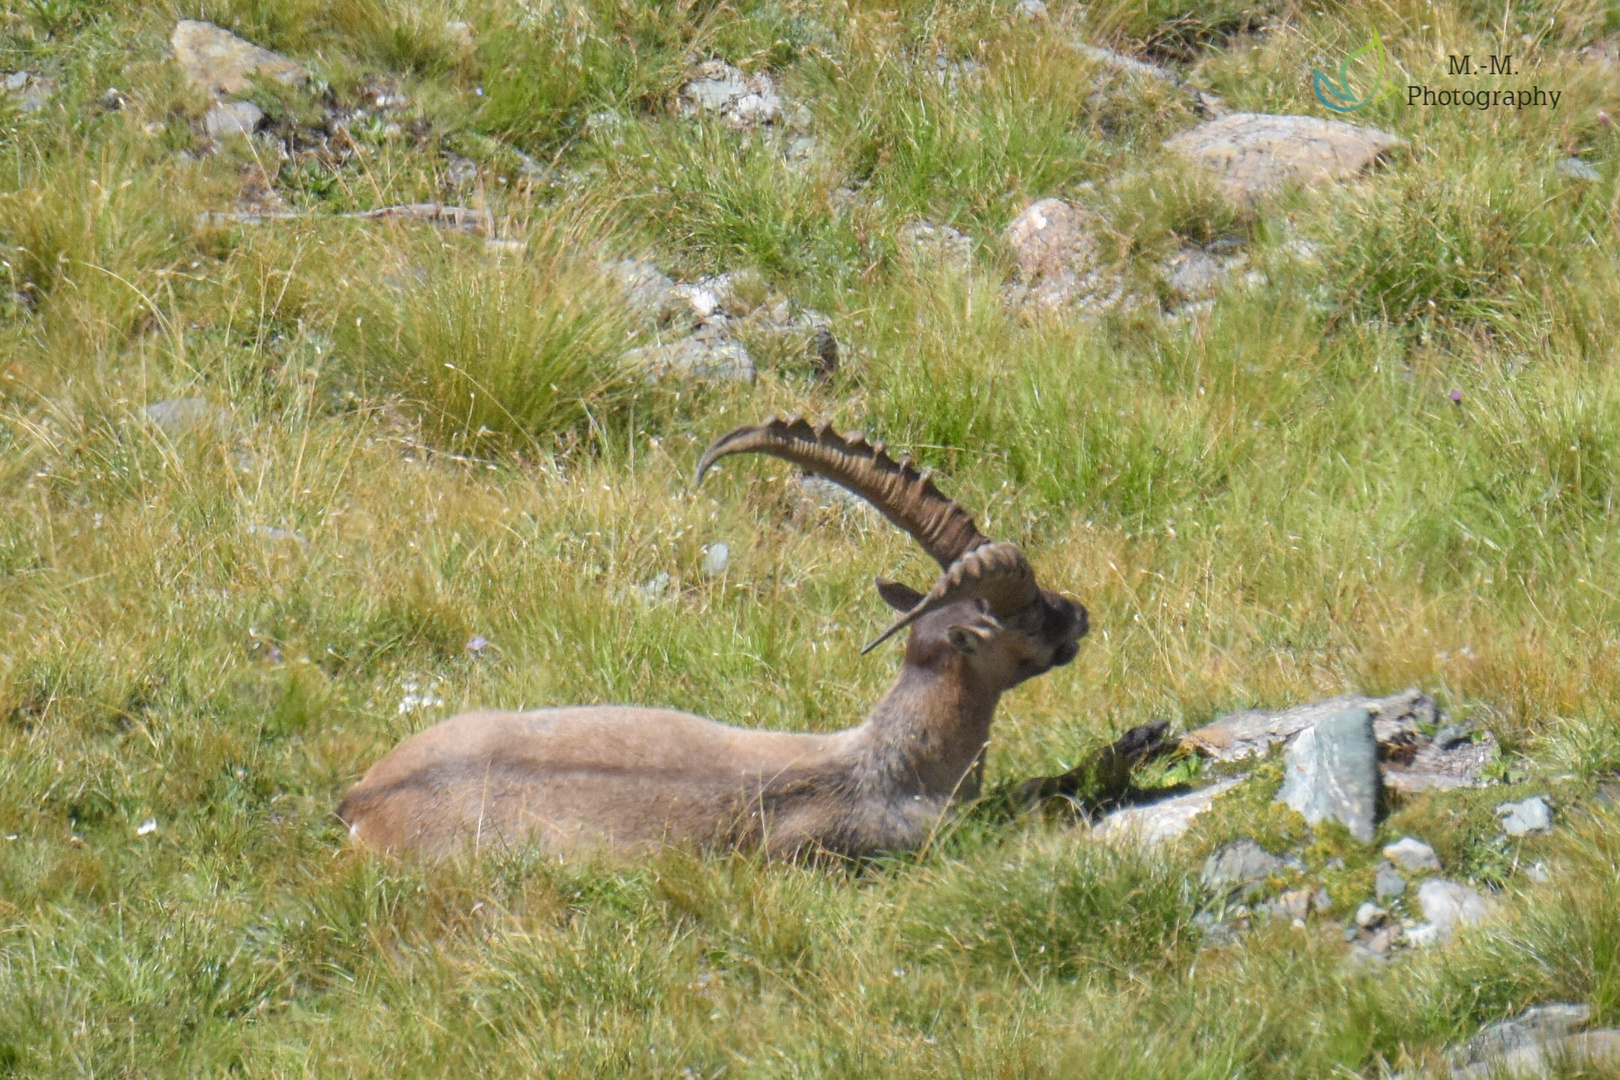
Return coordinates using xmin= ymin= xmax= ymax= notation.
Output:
xmin=1313 ymin=886 xmax=1333 ymax=912
xmin=1597 ymin=780 xmax=1620 ymax=808
xmin=1364 ymin=924 xmax=1399 ymax=954
xmin=608 ymin=259 xmax=679 ymax=327
xmin=2 ymin=71 xmax=52 ymax=114
xmin=1557 ymin=156 xmax=1602 ymax=181
xmin=1166 ymin=113 xmax=1407 ymax=203
xmin=246 ymin=524 xmax=309 ymax=548
xmin=1274 ymin=706 xmax=1380 ymax=843
xmin=144 ymin=397 xmax=232 ymax=435
xmin=680 ymin=60 xmax=781 ymax=129
xmin=204 ymin=100 xmax=264 ymax=139
xmin=1374 ymin=862 xmax=1407 ymax=899
xmin=898 ymin=220 xmax=973 ymax=270
xmin=1354 ymin=901 xmax=1387 ymax=929
xmin=1091 ymin=777 xmax=1243 ymax=847
xmin=1014 ymin=0 xmax=1048 ymax=20
xmin=1201 ymin=838 xmax=1286 ymax=897
xmin=1383 ymin=836 xmax=1442 ymax=873
xmin=701 ymin=542 xmax=729 ymax=578
xmin=171 ymin=20 xmax=306 ymax=97
xmin=1498 ymin=795 xmax=1553 ymax=837
xmin=1417 ymin=879 xmax=1492 ymax=942
xmin=1450 ymin=1004 xmax=1603 ymax=1079
xmin=1000 ymin=198 xmax=1122 ymax=311
xmin=1184 ymin=688 xmax=1431 ymax=763
xmin=1406 ymin=922 xmax=1441 ymax=947
xmin=1268 ymin=889 xmax=1312 ymax=922
xmin=1068 ymin=43 xmax=1178 ymax=83
xmin=622 ymin=335 xmax=755 ymax=383
xmin=1164 ymin=246 xmax=1244 ymax=302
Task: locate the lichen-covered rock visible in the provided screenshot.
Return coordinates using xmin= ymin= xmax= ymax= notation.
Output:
xmin=1091 ymin=778 xmax=1243 ymax=847
xmin=172 ymin=20 xmax=306 ymax=98
xmin=1166 ymin=113 xmax=1406 ymax=202
xmin=1001 ymin=198 xmax=1122 ymax=311
xmin=204 ymin=100 xmax=264 ymax=139
xmin=679 ymin=61 xmax=781 ymax=128
xmin=1417 ymin=879 xmax=1493 ymax=942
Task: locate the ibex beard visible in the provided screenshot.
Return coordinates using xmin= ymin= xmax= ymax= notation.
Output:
xmin=338 ymin=417 xmax=1088 ymax=860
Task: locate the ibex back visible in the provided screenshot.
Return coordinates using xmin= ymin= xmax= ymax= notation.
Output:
xmin=338 ymin=418 xmax=1088 ymax=858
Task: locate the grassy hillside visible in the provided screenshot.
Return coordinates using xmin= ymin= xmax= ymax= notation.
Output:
xmin=2 ymin=0 xmax=1619 ymax=1074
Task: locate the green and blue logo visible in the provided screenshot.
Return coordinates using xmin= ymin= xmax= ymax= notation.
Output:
xmin=1312 ymin=29 xmax=1397 ymax=113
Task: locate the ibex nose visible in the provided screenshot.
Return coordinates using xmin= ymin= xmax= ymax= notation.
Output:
xmin=1052 ymin=640 xmax=1080 ymax=667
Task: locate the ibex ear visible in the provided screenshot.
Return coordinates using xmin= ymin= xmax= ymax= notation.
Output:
xmin=875 ymin=577 xmax=925 ymax=612
xmin=946 ymin=622 xmax=997 ymax=655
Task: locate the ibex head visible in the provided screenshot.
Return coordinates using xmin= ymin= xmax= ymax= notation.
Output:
xmin=696 ymin=417 xmax=1088 ymax=693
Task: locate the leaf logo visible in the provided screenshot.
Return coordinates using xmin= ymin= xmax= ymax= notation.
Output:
xmin=1312 ymin=29 xmax=1396 ymax=113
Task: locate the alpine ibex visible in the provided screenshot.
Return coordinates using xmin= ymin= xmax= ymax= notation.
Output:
xmin=338 ymin=418 xmax=1088 ymax=858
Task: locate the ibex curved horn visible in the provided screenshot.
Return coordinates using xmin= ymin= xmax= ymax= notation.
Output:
xmin=861 ymin=541 xmax=1037 ymax=653
xmin=696 ymin=417 xmax=1042 ymax=652
xmin=695 ymin=415 xmax=988 ymax=570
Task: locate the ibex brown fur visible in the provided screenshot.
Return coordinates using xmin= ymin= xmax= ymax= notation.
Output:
xmin=338 ymin=418 xmax=1088 ymax=858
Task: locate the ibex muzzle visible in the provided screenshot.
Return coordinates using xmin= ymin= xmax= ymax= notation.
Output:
xmin=338 ymin=417 xmax=1088 ymax=858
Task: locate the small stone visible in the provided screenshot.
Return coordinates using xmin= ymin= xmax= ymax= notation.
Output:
xmin=143 ymin=397 xmax=232 ymax=435
xmin=1596 ymin=780 xmax=1620 ymax=808
xmin=701 ymin=542 xmax=730 ymax=578
xmin=465 ymin=636 xmax=490 ymax=655
xmin=633 ymin=571 xmax=673 ymax=605
xmin=445 ymin=20 xmax=474 ymax=48
xmin=1270 ymin=889 xmax=1312 ymax=922
xmin=1406 ymin=922 xmax=1440 ymax=948
xmin=1014 ymin=0 xmax=1048 ymax=20
xmin=1313 ymin=887 xmax=1332 ymax=913
xmin=1164 ymin=247 xmax=1233 ymax=302
xmin=680 ymin=60 xmax=781 ymax=129
xmin=622 ymin=336 xmax=755 ymax=383
xmin=1383 ymin=836 xmax=1442 ymax=873
xmin=1275 ymin=706 xmax=1381 ymax=843
xmin=898 ymin=219 xmax=974 ymax=270
xmin=136 ymin=819 xmax=158 ymax=836
xmin=446 ymin=154 xmax=479 ymax=187
xmin=1497 ymin=795 xmax=1553 ymax=837
xmin=1417 ymin=879 xmax=1492 ymax=942
xmin=101 ymin=87 xmax=128 ymax=110
xmin=1165 ymin=113 xmax=1407 ymax=203
xmin=1525 ymin=861 xmax=1551 ymax=884
xmin=1202 ymin=839 xmax=1286 ymax=896
xmin=2 ymin=71 xmax=25 ymax=92
xmin=247 ymin=524 xmax=309 ymax=548
xmin=1557 ymin=156 xmax=1602 ymax=181
xmin=171 ymin=20 xmax=307 ymax=97
xmin=1354 ymin=901 xmax=1387 ymax=929
xmin=1364 ymin=925 xmax=1398 ymax=954
xmin=204 ymin=100 xmax=264 ymax=139
xmin=1374 ymin=862 xmax=1407 ymax=900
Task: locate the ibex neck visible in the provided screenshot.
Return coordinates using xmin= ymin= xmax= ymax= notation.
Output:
xmin=856 ymin=657 xmax=1000 ymax=799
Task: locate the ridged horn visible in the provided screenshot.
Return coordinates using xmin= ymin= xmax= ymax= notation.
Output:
xmin=861 ymin=541 xmax=1038 ymax=654
xmin=695 ymin=416 xmax=989 ymax=570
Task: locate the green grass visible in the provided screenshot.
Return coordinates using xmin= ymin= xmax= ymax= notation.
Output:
xmin=3 ymin=0 xmax=1620 ymax=1074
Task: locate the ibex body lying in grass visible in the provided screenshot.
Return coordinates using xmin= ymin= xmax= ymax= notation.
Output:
xmin=339 ymin=418 xmax=1088 ymax=858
